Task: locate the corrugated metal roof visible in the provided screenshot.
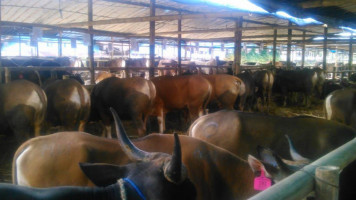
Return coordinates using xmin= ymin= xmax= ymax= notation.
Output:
xmin=0 ymin=0 xmax=352 ymax=43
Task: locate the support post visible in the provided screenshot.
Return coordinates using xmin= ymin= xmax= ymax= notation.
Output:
xmin=301 ymin=31 xmax=306 ymax=68
xmin=287 ymin=21 xmax=292 ymax=68
xmin=4 ymin=67 xmax=10 ymax=83
xmin=234 ymin=16 xmax=243 ymax=75
xmin=315 ymin=166 xmax=339 ymax=200
xmin=111 ymin=37 xmax=114 ymax=59
xmin=323 ymin=26 xmax=328 ymax=71
xmin=58 ymin=30 xmax=62 ymax=57
xmin=272 ymin=29 xmax=277 ymax=67
xmin=19 ymin=34 xmax=21 ymax=56
xmin=177 ymin=12 xmax=182 ymax=75
xmin=349 ymin=34 xmax=353 ymax=77
xmin=0 ymin=0 xmax=2 ymax=83
xmin=149 ymin=0 xmax=156 ymax=78
xmin=88 ymin=0 xmax=95 ymax=85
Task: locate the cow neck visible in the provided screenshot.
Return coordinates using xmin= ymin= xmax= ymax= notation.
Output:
xmin=118 ymin=178 xmax=146 ymax=200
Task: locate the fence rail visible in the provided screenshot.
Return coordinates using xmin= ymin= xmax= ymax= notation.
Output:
xmin=248 ymin=137 xmax=356 ymax=200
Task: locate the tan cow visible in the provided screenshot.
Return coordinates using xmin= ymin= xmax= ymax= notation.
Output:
xmin=203 ymin=74 xmax=245 ymax=110
xmin=151 ymin=75 xmax=212 ymax=133
xmin=12 ymin=118 xmax=303 ymax=200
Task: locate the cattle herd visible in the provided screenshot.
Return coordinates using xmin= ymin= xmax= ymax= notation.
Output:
xmin=1 ymin=57 xmax=356 ymax=200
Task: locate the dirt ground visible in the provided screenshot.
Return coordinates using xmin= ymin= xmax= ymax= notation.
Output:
xmin=0 ymin=97 xmax=326 ymax=184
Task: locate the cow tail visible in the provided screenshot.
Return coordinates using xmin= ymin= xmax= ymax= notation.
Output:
xmin=33 ymin=70 xmax=42 ymax=87
xmin=12 ymin=142 xmax=30 ymax=185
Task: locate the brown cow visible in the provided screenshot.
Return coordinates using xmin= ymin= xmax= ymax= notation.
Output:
xmin=202 ymin=74 xmax=245 ymax=111
xmin=151 ymin=75 xmax=212 ymax=133
xmin=157 ymin=59 xmax=177 ymax=76
xmin=325 ymin=88 xmax=356 ymax=130
xmin=90 ymin=76 xmax=156 ymax=137
xmin=0 ymin=80 xmax=47 ymax=142
xmin=43 ymin=79 xmax=91 ymax=132
xmin=189 ymin=110 xmax=355 ymax=160
xmin=11 ymin=109 xmax=197 ymax=200
xmin=12 ymin=116 xmax=302 ymax=200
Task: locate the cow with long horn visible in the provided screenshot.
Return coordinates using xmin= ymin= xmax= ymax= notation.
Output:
xmin=10 ymin=108 xmax=196 ymax=200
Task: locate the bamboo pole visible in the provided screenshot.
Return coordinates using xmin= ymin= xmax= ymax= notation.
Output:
xmin=149 ymin=0 xmax=155 ymax=78
xmin=287 ymin=21 xmax=292 ymax=68
xmin=234 ymin=17 xmax=243 ymax=75
xmin=88 ymin=0 xmax=95 ymax=84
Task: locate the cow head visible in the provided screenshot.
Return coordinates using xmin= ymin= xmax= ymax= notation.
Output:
xmin=79 ymin=108 xmax=196 ymax=200
xmin=248 ymin=144 xmax=309 ymax=184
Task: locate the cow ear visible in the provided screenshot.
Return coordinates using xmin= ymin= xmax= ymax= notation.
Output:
xmin=79 ymin=163 xmax=128 ymax=186
xmin=247 ymin=155 xmax=271 ymax=177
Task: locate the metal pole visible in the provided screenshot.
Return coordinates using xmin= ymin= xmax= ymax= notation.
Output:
xmin=149 ymin=0 xmax=155 ymax=78
xmin=58 ymin=30 xmax=62 ymax=57
xmin=19 ymin=34 xmax=21 ymax=56
xmin=349 ymin=34 xmax=353 ymax=77
xmin=234 ymin=16 xmax=243 ymax=75
xmin=323 ymin=26 xmax=328 ymax=71
xmin=272 ymin=29 xmax=277 ymax=67
xmin=287 ymin=21 xmax=292 ymax=68
xmin=88 ymin=0 xmax=95 ymax=84
xmin=315 ymin=166 xmax=339 ymax=200
xmin=111 ymin=37 xmax=114 ymax=59
xmin=177 ymin=12 xmax=182 ymax=75
xmin=301 ymin=31 xmax=306 ymax=68
xmin=4 ymin=67 xmax=10 ymax=83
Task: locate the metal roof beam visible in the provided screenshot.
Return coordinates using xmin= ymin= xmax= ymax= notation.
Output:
xmin=58 ymin=12 xmax=249 ymax=27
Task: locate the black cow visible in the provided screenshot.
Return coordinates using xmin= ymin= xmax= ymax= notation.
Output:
xmin=253 ymin=70 xmax=274 ymax=111
xmin=236 ymin=70 xmax=256 ymax=111
xmin=273 ymin=69 xmax=317 ymax=107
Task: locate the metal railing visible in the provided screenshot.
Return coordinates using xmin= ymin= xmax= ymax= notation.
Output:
xmin=248 ymin=137 xmax=356 ymax=200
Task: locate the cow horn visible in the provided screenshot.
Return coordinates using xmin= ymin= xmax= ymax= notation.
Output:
xmin=285 ymin=135 xmax=310 ymax=162
xmin=110 ymin=107 xmax=152 ymax=161
xmin=163 ymin=133 xmax=187 ymax=184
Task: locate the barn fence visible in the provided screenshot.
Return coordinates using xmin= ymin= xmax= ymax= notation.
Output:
xmin=248 ymin=137 xmax=356 ymax=200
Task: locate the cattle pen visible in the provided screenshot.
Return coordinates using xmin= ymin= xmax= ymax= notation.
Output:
xmin=0 ymin=0 xmax=356 ymax=200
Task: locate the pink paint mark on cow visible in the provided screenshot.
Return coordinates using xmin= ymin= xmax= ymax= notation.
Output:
xmin=254 ymin=170 xmax=272 ymax=191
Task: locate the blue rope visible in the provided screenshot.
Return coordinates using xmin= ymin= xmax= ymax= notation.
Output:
xmin=123 ymin=178 xmax=146 ymax=200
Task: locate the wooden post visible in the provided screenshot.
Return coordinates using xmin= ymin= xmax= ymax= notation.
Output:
xmin=287 ymin=21 xmax=292 ymax=68
xmin=149 ymin=0 xmax=155 ymax=78
xmin=88 ymin=0 xmax=95 ymax=84
xmin=234 ymin=16 xmax=243 ymax=75
xmin=177 ymin=12 xmax=182 ymax=75
xmin=349 ymin=34 xmax=353 ymax=77
xmin=323 ymin=26 xmax=328 ymax=71
xmin=301 ymin=31 xmax=306 ymax=68
xmin=272 ymin=29 xmax=277 ymax=67
xmin=315 ymin=166 xmax=339 ymax=200
xmin=58 ymin=30 xmax=62 ymax=57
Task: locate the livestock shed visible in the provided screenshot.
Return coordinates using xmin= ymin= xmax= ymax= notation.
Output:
xmin=1 ymin=0 xmax=356 ymax=200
